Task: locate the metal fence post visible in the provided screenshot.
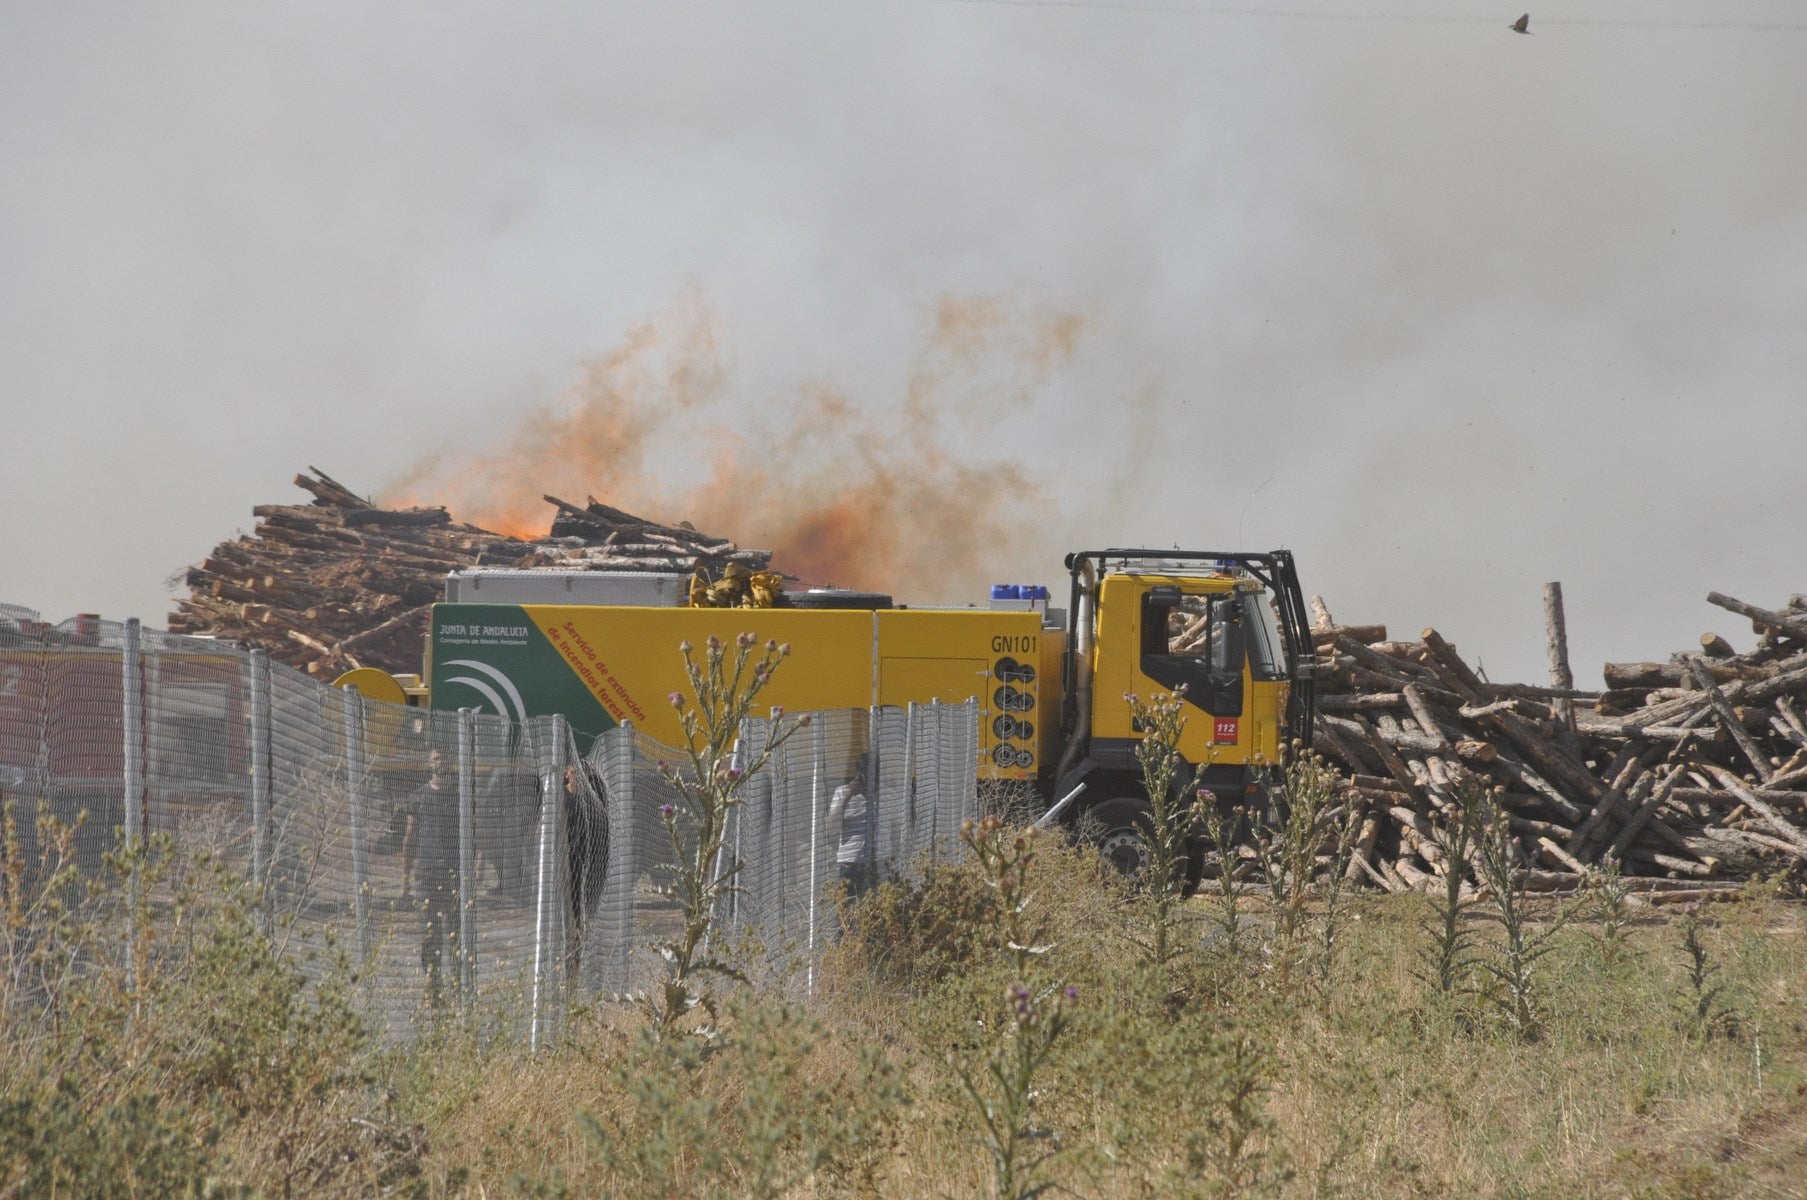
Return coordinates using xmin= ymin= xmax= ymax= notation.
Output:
xmin=866 ymin=706 xmax=882 ymax=879
xmin=600 ymin=721 xmax=634 ymax=995
xmin=904 ymin=701 xmax=919 ymax=858
xmin=963 ymin=698 xmax=980 ymax=826
xmin=248 ymin=649 xmax=272 ymax=926
xmin=968 ymin=697 xmax=983 ymax=831
xmin=531 ymin=716 xmax=567 ymax=1050
xmin=772 ymin=710 xmax=789 ymax=941
xmin=122 ymin=619 xmax=143 ymax=852
xmin=806 ymin=717 xmax=825 ymax=997
xmin=928 ymin=699 xmax=944 ymax=852
xmin=122 ymin=618 xmax=144 ymax=991
xmin=726 ymin=717 xmax=752 ymax=935
xmin=458 ymin=707 xmax=477 ymax=1010
xmin=342 ymin=685 xmax=370 ymax=964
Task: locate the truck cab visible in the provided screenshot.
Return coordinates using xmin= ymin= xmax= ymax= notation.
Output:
xmin=1051 ymin=550 xmax=1315 ymax=876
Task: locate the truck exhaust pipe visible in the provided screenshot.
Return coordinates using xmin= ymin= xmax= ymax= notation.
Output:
xmin=1053 ymin=556 xmax=1097 ymax=788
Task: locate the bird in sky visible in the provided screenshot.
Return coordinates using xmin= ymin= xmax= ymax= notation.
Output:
xmin=1510 ymin=13 xmax=1531 ymax=33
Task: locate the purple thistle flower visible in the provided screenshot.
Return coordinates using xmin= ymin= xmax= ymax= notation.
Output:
xmin=660 ymin=803 xmax=676 ymax=819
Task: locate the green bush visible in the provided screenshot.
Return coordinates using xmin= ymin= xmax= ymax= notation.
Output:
xmin=834 ymin=856 xmax=999 ymax=991
xmin=0 ymin=827 xmax=382 ymax=1198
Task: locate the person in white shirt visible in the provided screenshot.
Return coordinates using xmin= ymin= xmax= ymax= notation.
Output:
xmin=827 ymin=756 xmax=873 ymax=898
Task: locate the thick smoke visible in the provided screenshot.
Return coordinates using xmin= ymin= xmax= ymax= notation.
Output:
xmin=4 ymin=2 xmax=1804 ymax=685
xmin=383 ymin=291 xmax=1085 ymax=600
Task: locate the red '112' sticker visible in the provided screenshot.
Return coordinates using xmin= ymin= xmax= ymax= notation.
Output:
xmin=1214 ymin=717 xmax=1239 ymax=743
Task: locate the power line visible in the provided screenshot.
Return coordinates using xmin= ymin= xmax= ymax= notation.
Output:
xmin=890 ymin=0 xmax=1807 ymax=31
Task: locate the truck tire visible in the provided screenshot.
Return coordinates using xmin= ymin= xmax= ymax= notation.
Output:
xmin=1087 ymin=797 xmax=1153 ymax=878
xmin=780 ymin=589 xmax=894 ymax=610
xmin=1085 ymin=797 xmax=1205 ymax=896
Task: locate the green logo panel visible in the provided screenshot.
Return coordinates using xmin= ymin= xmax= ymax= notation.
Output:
xmin=429 ymin=604 xmax=615 ymax=744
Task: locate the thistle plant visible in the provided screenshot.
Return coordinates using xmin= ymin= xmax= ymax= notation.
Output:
xmin=1202 ymin=803 xmax=1251 ymax=958
xmin=578 ymin=996 xmax=907 ymax=1200
xmin=1473 ymin=798 xmax=1571 ymax=1041
xmin=1307 ymin=802 xmax=1359 ymax=999
xmin=650 ymin=633 xmax=807 ymax=1040
xmin=1415 ymin=773 xmax=1489 ymax=1000
xmin=1251 ymin=741 xmax=1357 ymax=981
xmin=1124 ymin=689 xmax=1209 ymax=969
xmin=1675 ymin=903 xmax=1737 ymax=1041
xmin=1584 ymin=853 xmax=1636 ymax=968
xmin=1175 ymin=1027 xmax=1283 ymax=1200
xmin=951 ymin=815 xmax=1078 ymax=1200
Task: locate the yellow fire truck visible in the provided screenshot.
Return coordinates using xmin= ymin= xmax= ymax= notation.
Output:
xmin=353 ymin=549 xmax=1316 ymax=873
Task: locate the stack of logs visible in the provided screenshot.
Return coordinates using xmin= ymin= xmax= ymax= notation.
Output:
xmin=540 ymin=494 xmax=771 ymax=575
xmin=168 ymin=468 xmax=772 ymax=678
xmin=1315 ymin=586 xmax=1807 ymax=895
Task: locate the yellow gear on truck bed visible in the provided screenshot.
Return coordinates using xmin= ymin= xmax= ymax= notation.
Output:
xmin=688 ymin=563 xmax=787 ymax=609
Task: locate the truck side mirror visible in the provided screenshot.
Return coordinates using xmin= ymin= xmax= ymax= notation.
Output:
xmin=1212 ymin=602 xmax=1246 ymax=680
xmin=1209 ymin=602 xmax=1247 ymax=717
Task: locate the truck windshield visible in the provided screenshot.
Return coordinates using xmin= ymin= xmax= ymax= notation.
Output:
xmin=1242 ymin=591 xmax=1286 ymax=681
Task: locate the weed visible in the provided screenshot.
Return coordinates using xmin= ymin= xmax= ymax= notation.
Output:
xmin=1250 ymin=742 xmax=1357 ymax=988
xmin=0 ymin=814 xmax=383 ymax=1198
xmin=572 ymin=995 xmax=907 ymax=1200
xmin=1473 ymin=799 xmax=1572 ymax=1040
xmin=650 ymin=631 xmax=808 ymax=1039
xmin=1123 ymin=689 xmax=1209 ymax=970
xmin=1202 ymin=804 xmax=1253 ymax=959
xmin=1059 ymin=969 xmax=1282 ymax=1200
xmin=834 ymin=856 xmax=999 ymax=991
xmin=1415 ymin=774 xmax=1488 ymax=1001
xmin=1584 ymin=853 xmax=1637 ymax=968
xmin=1174 ymin=1026 xmax=1286 ymax=1200
xmin=949 ymin=815 xmax=1078 ymax=1200
xmin=1675 ymin=904 xmax=1738 ymax=1042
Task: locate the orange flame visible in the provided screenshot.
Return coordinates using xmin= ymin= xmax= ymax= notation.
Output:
xmin=382 ymin=291 xmax=1087 ymax=603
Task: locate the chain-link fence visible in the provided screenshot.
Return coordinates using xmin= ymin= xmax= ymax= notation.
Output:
xmin=0 ymin=613 xmax=980 ymax=1041
xmin=580 ymin=699 xmax=981 ymax=998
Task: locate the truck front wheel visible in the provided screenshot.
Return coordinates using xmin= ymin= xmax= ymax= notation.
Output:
xmin=1089 ymin=797 xmax=1153 ymax=878
xmin=1085 ymin=797 xmax=1206 ymax=896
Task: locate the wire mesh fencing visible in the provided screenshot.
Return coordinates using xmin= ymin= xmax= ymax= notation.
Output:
xmin=580 ymin=699 xmax=981 ymax=998
xmin=1 ymin=614 xmax=981 ymax=1041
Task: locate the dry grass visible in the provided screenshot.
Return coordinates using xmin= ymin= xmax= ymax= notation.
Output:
xmin=5 ymin=819 xmax=1805 ymax=1199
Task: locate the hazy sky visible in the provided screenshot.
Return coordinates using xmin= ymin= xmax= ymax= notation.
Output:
xmin=3 ymin=0 xmax=1804 ymax=686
